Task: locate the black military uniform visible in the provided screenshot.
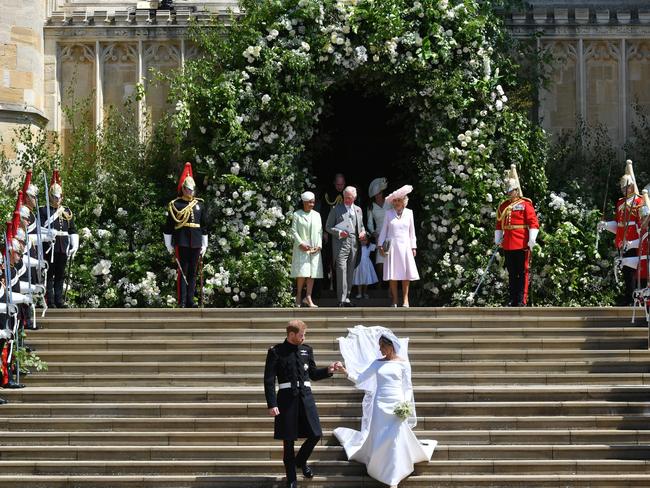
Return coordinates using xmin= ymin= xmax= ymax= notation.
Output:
xmin=264 ymin=339 xmax=332 ymax=486
xmin=164 ymin=196 xmax=207 ymax=308
xmin=39 ymin=204 xmax=75 ymax=308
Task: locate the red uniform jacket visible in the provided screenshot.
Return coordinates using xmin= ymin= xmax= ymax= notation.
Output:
xmin=614 ymin=195 xmax=644 ymax=250
xmin=496 ymin=197 xmax=540 ymax=251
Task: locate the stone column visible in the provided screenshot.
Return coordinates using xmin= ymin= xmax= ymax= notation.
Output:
xmin=0 ymin=0 xmax=48 ymax=161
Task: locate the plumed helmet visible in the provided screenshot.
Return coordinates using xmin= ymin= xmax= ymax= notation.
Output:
xmin=19 ymin=205 xmax=30 ymax=220
xmin=50 ymin=170 xmax=63 ymax=199
xmin=621 ymin=160 xmax=639 ymax=193
xmin=503 ymin=164 xmax=523 ymax=196
xmin=14 ymin=227 xmax=26 ymax=243
xmin=26 ymin=183 xmax=38 ymax=199
xmin=182 ymin=176 xmax=196 ymax=192
xmin=177 ymin=162 xmax=195 ymax=194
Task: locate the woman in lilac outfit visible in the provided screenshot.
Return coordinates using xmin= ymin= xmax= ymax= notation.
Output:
xmin=378 ymin=185 xmax=419 ymax=307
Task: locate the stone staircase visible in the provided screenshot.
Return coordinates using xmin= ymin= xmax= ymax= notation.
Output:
xmin=1 ymin=307 xmax=650 ymax=487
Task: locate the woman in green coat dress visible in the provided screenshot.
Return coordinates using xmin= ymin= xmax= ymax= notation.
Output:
xmin=291 ymin=191 xmax=323 ymax=307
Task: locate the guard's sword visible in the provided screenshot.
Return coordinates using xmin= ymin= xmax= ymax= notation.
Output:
xmin=471 ymin=245 xmax=500 ymax=302
xmin=174 ymin=256 xmax=189 ymax=286
xmin=42 ymin=172 xmax=53 ymax=262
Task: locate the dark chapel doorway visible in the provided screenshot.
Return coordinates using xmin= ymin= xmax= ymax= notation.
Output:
xmin=306 ymin=83 xmax=417 ymax=211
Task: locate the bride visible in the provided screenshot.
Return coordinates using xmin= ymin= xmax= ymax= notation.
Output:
xmin=333 ymin=326 xmax=436 ymax=488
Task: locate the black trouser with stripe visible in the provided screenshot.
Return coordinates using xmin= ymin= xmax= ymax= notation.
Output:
xmin=282 ymin=436 xmax=320 ymax=483
xmin=176 ymin=246 xmax=201 ymax=308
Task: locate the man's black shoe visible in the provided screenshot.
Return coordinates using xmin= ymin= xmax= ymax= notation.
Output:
xmin=4 ymin=381 xmax=25 ymax=389
xmin=0 ymin=397 xmax=6 ymax=405
xmin=286 ymin=481 xmax=298 ymax=488
xmin=55 ymin=303 xmax=68 ymax=309
xmin=338 ymin=302 xmax=346 ymax=307
xmin=344 ymin=301 xmax=355 ymax=307
xmin=300 ymin=464 xmax=314 ymax=479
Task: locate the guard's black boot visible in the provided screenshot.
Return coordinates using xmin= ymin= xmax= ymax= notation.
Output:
xmin=4 ymin=380 xmax=25 ymax=389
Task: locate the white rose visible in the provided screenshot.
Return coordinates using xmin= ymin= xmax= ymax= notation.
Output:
xmin=261 ymin=94 xmax=271 ymax=105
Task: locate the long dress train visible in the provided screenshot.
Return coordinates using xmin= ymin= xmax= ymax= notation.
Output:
xmin=333 ymin=326 xmax=436 ymax=486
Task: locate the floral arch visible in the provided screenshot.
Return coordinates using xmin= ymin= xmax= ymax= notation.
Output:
xmin=170 ymin=0 xmax=609 ymax=307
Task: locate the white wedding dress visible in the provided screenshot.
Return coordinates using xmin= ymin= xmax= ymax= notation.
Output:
xmin=333 ymin=326 xmax=437 ymax=486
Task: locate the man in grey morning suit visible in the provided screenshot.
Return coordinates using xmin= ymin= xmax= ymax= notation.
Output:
xmin=325 ymin=186 xmax=367 ymax=307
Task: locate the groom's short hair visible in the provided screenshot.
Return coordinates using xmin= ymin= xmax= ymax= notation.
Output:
xmin=287 ymin=320 xmax=307 ymax=335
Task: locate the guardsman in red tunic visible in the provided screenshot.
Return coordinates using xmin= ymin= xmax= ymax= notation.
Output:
xmin=599 ymin=162 xmax=645 ymax=305
xmin=494 ymin=165 xmax=540 ymax=307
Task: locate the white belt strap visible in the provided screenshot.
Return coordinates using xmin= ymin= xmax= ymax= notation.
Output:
xmin=278 ymin=381 xmax=311 ymax=390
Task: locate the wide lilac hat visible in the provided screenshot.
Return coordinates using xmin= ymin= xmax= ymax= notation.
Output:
xmin=385 ymin=185 xmax=413 ymax=204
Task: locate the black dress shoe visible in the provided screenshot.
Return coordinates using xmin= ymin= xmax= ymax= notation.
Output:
xmin=344 ymin=301 xmax=355 ymax=307
xmin=286 ymin=481 xmax=298 ymax=488
xmin=0 ymin=397 xmax=6 ymax=405
xmin=3 ymin=381 xmax=25 ymax=389
xmin=338 ymin=302 xmax=346 ymax=307
xmin=300 ymin=464 xmax=314 ymax=479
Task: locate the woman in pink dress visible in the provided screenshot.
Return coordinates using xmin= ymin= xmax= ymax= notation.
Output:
xmin=378 ymin=185 xmax=419 ymax=307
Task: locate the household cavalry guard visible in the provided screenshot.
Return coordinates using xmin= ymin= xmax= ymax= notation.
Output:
xmin=495 ymin=164 xmax=540 ymax=307
xmin=598 ymin=160 xmax=647 ymax=305
xmin=38 ymin=171 xmax=79 ymax=308
xmin=163 ymin=162 xmax=208 ymax=308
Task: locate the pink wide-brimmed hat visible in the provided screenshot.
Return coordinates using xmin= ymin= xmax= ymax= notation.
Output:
xmin=385 ymin=185 xmax=413 ymax=203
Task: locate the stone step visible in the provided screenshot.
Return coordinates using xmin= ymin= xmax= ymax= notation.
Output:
xmin=0 ymin=473 xmax=649 ymax=488
xmin=2 ymin=415 xmax=649 ymax=432
xmin=3 ymin=385 xmax=650 ymax=403
xmin=38 ymin=358 xmax=650 ymax=374
xmin=29 ymin=349 xmax=650 ymax=363
xmin=23 ymin=371 xmax=650 ymax=387
xmin=38 ymin=306 xmax=637 ymax=319
xmin=1 ymin=401 xmax=649 ymax=417
xmin=30 ymin=326 xmax=647 ymax=340
xmin=1 ymin=459 xmax=650 ymax=476
xmin=36 ymin=316 xmax=639 ymax=329
xmin=24 ymin=337 xmax=648 ymax=351
xmin=0 ymin=429 xmax=647 ymax=446
xmin=0 ymin=444 xmax=648 ymax=461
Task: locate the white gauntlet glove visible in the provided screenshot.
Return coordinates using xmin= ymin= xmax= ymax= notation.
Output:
xmin=494 ymin=230 xmax=503 ymax=246
xmin=200 ymin=235 xmax=208 ymax=257
xmin=68 ymin=234 xmax=79 ymax=257
xmin=163 ymin=234 xmax=174 ymax=255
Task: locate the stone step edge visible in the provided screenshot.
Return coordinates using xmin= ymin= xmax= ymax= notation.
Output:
xmin=5 ymin=385 xmax=649 ymax=392
xmin=0 ymin=444 xmax=646 ymax=451
xmin=1 ymin=400 xmax=648 ymax=407
xmin=3 ymin=428 xmax=649 ymax=436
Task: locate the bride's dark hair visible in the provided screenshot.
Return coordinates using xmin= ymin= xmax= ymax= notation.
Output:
xmin=379 ymin=335 xmax=394 ymax=348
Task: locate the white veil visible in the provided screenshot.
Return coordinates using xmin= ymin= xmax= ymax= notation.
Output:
xmin=337 ymin=325 xmax=417 ymax=444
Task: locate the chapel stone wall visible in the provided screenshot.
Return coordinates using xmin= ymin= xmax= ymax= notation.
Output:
xmin=0 ymin=0 xmax=48 ymax=164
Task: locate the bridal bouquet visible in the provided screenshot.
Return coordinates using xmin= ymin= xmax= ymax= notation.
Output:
xmin=393 ymin=401 xmax=413 ymax=421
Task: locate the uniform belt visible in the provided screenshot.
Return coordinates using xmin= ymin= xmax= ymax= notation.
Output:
xmin=278 ymin=381 xmax=311 ymax=390
xmin=617 ymin=222 xmax=637 ymax=227
xmin=177 ymin=223 xmax=201 ymax=229
xmin=503 ymin=225 xmax=528 ymax=230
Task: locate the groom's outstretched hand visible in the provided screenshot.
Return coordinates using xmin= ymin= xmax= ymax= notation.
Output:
xmin=329 ymin=361 xmax=346 ymax=374
xmin=268 ymin=407 xmax=279 ymax=417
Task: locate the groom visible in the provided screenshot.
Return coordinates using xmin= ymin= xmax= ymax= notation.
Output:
xmin=264 ymin=320 xmax=344 ymax=488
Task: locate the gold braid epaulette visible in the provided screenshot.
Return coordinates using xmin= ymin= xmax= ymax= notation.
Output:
xmin=168 ymin=197 xmax=202 ymax=230
xmin=496 ymin=197 xmax=524 ymax=228
xmin=61 ymin=208 xmax=73 ymax=221
xmin=325 ymin=193 xmax=343 ymax=207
